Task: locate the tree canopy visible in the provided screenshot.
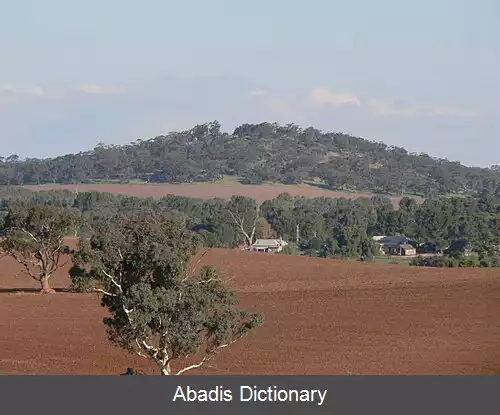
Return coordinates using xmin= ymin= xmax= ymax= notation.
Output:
xmin=69 ymin=212 xmax=263 ymax=374
xmin=0 ymin=203 xmax=81 ymax=292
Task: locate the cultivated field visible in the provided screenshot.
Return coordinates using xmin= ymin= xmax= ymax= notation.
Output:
xmin=1 ymin=249 xmax=499 ymax=375
xmin=24 ymin=183 xmax=424 ymax=207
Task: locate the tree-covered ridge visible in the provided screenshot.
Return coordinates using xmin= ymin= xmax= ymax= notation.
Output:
xmin=1 ymin=121 xmax=499 ymax=196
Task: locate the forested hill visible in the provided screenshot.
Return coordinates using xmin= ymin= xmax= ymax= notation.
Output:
xmin=1 ymin=121 xmax=499 ymax=197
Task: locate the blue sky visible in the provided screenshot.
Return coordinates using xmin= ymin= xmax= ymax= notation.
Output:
xmin=1 ymin=0 xmax=499 ymax=166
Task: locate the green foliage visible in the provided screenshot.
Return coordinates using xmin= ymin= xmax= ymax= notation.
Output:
xmin=0 ymin=204 xmax=82 ymax=292
xmin=410 ymin=253 xmax=499 ymax=268
xmin=278 ymin=242 xmax=301 ymax=256
xmin=0 ymin=187 xmax=75 ymax=209
xmin=1 ymin=186 xmax=499 ymax=266
xmin=69 ymin=212 xmax=263 ymax=375
xmin=70 ymin=212 xmax=199 ymax=292
xmin=1 ymin=121 xmax=500 ymax=196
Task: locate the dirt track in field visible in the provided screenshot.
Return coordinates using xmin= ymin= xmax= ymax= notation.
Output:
xmin=1 ymin=249 xmax=499 ymax=375
xmin=24 ymin=183 xmax=423 ymax=207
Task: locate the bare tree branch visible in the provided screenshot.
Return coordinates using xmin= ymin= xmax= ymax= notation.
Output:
xmin=10 ymin=253 xmax=41 ymax=281
xmin=134 ymin=340 xmax=149 ymax=359
xmin=174 ymin=341 xmax=235 ymax=375
xmin=175 ymin=356 xmax=210 ymax=375
xmin=102 ymin=270 xmax=123 ymax=292
xmin=93 ymin=288 xmax=117 ymax=297
xmin=188 ymin=248 xmax=209 ymax=277
xmin=227 ymin=204 xmax=260 ymax=247
xmin=6 ymin=227 xmax=40 ymax=243
xmin=227 ymin=210 xmax=253 ymax=246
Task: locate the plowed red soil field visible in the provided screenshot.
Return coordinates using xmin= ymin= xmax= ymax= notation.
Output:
xmin=24 ymin=183 xmax=423 ymax=207
xmin=1 ymin=249 xmax=499 ymax=375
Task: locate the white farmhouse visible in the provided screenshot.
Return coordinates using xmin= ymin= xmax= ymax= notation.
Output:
xmin=250 ymin=238 xmax=288 ymax=253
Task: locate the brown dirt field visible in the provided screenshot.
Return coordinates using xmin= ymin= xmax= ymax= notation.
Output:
xmin=24 ymin=183 xmax=423 ymax=207
xmin=1 ymin=249 xmax=499 ymax=375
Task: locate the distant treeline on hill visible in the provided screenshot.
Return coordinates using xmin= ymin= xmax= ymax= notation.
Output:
xmin=1 ymin=121 xmax=499 ymax=197
xmin=1 ymin=186 xmax=499 ymax=266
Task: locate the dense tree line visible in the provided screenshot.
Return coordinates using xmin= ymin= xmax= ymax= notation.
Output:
xmin=410 ymin=254 xmax=499 ymax=268
xmin=1 ymin=121 xmax=500 ymax=197
xmin=261 ymin=193 xmax=500 ymax=260
xmin=2 ymin=186 xmax=499 ymax=265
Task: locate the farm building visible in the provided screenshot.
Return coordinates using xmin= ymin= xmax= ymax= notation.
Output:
xmin=251 ymin=238 xmax=288 ymax=253
xmin=397 ymin=244 xmax=416 ymax=256
xmin=373 ymin=235 xmax=417 ymax=256
xmin=373 ymin=235 xmax=408 ymax=254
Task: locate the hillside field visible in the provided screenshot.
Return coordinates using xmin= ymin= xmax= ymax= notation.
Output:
xmin=1 ymin=248 xmax=499 ymax=375
xmin=24 ymin=182 xmax=424 ymax=207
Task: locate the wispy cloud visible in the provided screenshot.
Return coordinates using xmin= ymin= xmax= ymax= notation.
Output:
xmin=77 ymin=83 xmax=122 ymax=95
xmin=301 ymin=86 xmax=482 ymax=119
xmin=0 ymin=84 xmax=45 ymax=97
xmin=306 ymin=87 xmax=361 ymax=107
xmin=366 ymin=98 xmax=482 ymax=118
xmin=248 ymin=86 xmax=484 ymax=125
xmin=1 ymin=82 xmax=123 ymax=99
xmin=0 ymin=83 xmax=68 ymax=101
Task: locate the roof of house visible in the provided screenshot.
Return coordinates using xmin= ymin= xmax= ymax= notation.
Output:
xmin=399 ymin=244 xmax=415 ymax=250
xmin=373 ymin=235 xmax=408 ymax=246
xmin=252 ymin=239 xmax=288 ymax=247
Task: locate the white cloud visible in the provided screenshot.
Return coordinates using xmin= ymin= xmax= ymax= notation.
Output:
xmin=0 ymin=84 xmax=45 ymax=97
xmin=77 ymin=83 xmax=122 ymax=95
xmin=249 ymin=86 xmax=483 ymax=125
xmin=307 ymin=87 xmax=361 ymax=107
xmin=303 ymin=86 xmax=482 ymax=119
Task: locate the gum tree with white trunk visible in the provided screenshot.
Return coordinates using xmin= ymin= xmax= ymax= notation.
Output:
xmin=0 ymin=204 xmax=81 ymax=293
xmin=70 ymin=212 xmax=263 ymax=375
xmin=226 ymin=196 xmax=261 ymax=247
